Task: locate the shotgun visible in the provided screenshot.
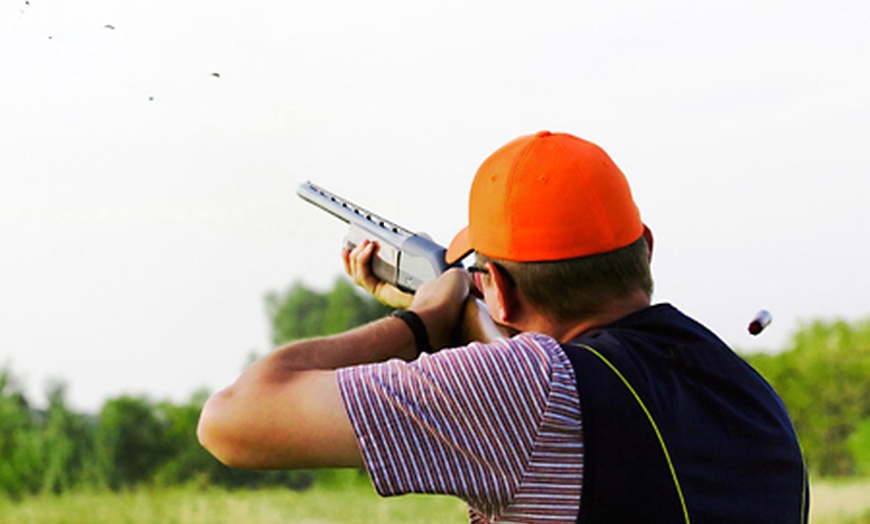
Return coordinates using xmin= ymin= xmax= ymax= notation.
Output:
xmin=297 ymin=181 xmax=453 ymax=293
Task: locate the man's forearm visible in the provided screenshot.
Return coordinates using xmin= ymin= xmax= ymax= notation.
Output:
xmin=252 ymin=315 xmax=420 ymax=380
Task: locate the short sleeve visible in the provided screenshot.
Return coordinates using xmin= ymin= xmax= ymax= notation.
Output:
xmin=337 ymin=332 xmax=583 ymax=521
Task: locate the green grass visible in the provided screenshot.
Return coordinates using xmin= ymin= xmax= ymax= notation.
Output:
xmin=0 ymin=478 xmax=468 ymax=524
xmin=2 ymin=477 xmax=869 ymax=523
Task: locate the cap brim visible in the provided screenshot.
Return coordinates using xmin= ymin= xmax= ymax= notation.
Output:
xmin=446 ymin=226 xmax=473 ymax=264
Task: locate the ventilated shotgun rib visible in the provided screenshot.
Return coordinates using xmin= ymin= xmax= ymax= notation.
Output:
xmin=297 ymin=181 xmax=453 ymax=293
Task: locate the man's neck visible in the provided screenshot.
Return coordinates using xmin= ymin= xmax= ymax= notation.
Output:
xmin=528 ymin=290 xmax=652 ymax=343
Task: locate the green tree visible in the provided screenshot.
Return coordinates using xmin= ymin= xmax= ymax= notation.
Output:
xmin=151 ymin=390 xmax=214 ymax=486
xmin=96 ymin=395 xmax=169 ymax=490
xmin=0 ymin=367 xmax=41 ymax=498
xmin=325 ymin=278 xmax=391 ymax=335
xmin=266 ymin=281 xmax=329 ymax=345
xmin=266 ymin=277 xmax=390 ymax=346
xmin=747 ymin=319 xmax=870 ymax=476
xmin=38 ymin=381 xmax=98 ymax=493
xmin=847 ymin=418 xmax=870 ymax=477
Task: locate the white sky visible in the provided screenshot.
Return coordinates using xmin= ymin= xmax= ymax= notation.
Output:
xmin=2 ymin=0 xmax=868 ymax=412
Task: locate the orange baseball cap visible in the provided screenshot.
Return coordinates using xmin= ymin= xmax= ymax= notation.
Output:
xmin=446 ymin=131 xmax=644 ymax=263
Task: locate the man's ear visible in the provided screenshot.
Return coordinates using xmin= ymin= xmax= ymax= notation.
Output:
xmin=488 ymin=262 xmax=518 ymax=324
xmin=643 ymin=225 xmax=654 ymax=262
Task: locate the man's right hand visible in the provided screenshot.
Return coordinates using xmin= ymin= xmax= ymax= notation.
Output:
xmin=409 ymin=268 xmax=473 ymax=350
xmin=457 ymin=297 xmax=515 ymax=345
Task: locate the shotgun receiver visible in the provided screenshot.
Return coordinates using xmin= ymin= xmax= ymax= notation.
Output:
xmin=297 ymin=181 xmax=453 ymax=293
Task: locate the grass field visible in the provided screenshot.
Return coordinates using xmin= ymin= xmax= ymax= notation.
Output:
xmin=0 ymin=477 xmax=468 ymax=524
xmin=811 ymin=479 xmax=870 ymax=524
xmin=1 ymin=477 xmax=868 ymax=523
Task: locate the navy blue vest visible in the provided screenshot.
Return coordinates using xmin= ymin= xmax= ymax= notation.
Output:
xmin=563 ymin=304 xmax=808 ymax=523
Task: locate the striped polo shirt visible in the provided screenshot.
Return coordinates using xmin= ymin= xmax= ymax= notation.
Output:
xmin=337 ymin=332 xmax=584 ymax=523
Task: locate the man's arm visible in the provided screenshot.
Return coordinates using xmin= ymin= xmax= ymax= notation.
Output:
xmin=197 ymin=269 xmax=472 ymax=470
xmin=343 ymin=240 xmax=510 ymax=344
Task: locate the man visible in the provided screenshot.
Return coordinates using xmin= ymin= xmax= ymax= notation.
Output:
xmin=198 ymin=131 xmax=808 ymax=522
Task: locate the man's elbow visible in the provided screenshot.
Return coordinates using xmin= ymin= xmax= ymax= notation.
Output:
xmin=196 ymin=370 xmax=356 ymax=470
xmin=197 ymin=392 xmax=251 ymax=469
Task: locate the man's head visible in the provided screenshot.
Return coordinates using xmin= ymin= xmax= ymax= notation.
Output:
xmin=448 ymin=131 xmax=653 ymax=324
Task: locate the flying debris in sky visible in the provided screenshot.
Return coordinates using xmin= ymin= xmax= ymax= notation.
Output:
xmin=748 ymin=310 xmax=773 ymax=336
xmin=211 ymin=72 xmax=221 ymax=78
xmin=104 ymin=24 xmax=116 ymax=30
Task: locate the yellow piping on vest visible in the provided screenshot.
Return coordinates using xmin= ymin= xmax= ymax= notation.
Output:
xmin=579 ymin=344 xmax=691 ymax=524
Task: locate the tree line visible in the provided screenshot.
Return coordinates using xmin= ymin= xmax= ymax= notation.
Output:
xmin=0 ymin=377 xmax=316 ymax=500
xmin=0 ymin=278 xmax=389 ymax=500
xmin=745 ymin=317 xmax=870 ymax=477
xmin=1 ymin=276 xmax=868 ymax=500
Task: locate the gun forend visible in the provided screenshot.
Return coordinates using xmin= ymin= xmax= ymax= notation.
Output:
xmin=297 ymin=181 xmax=453 ymax=293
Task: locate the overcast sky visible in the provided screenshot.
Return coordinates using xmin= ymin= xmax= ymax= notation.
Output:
xmin=2 ymin=0 xmax=868 ymax=412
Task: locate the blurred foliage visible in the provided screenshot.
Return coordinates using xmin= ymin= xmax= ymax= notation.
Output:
xmin=266 ymin=277 xmax=391 ymax=345
xmin=0 ymin=276 xmax=388 ymax=499
xmin=848 ymin=418 xmax=870 ymax=477
xmin=745 ymin=319 xmax=870 ymax=477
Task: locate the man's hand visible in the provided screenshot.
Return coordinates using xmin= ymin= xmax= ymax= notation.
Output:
xmin=457 ymin=297 xmax=515 ymax=345
xmin=408 ymin=268 xmax=474 ymax=350
xmin=343 ymin=241 xmax=511 ymax=349
xmin=342 ymin=240 xmax=414 ymax=309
